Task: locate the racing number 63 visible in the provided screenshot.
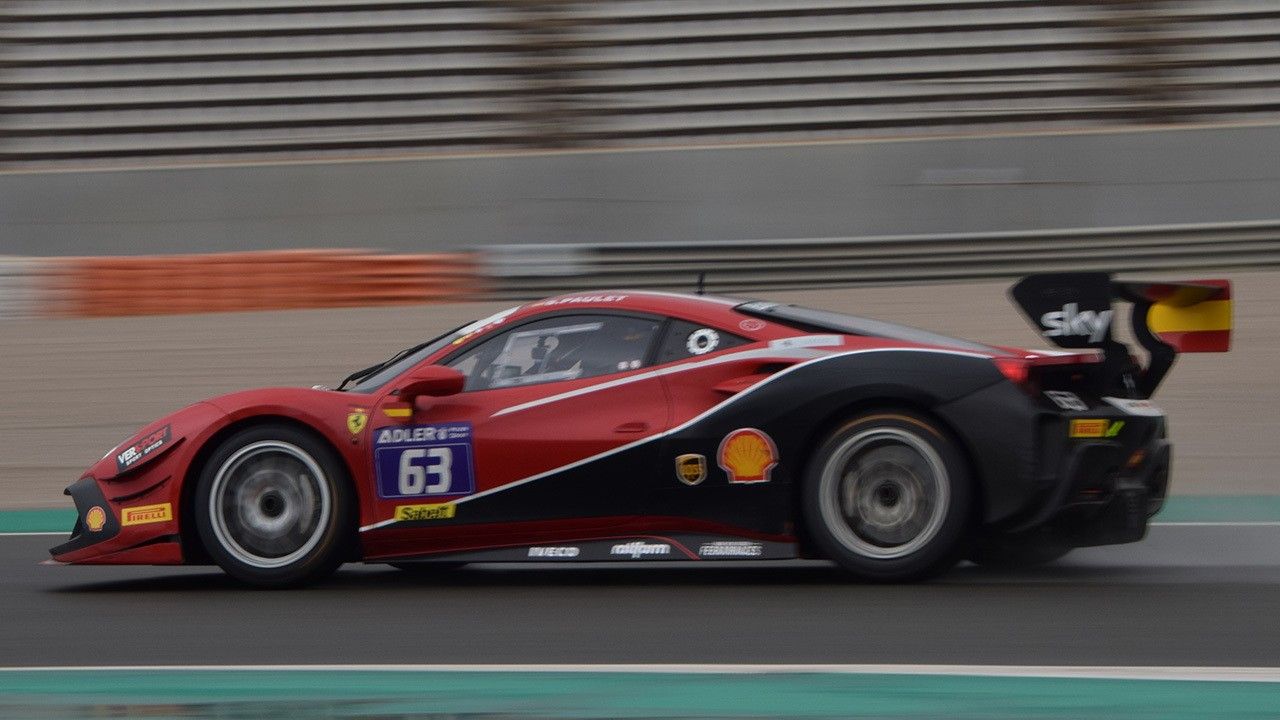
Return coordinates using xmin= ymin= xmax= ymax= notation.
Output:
xmin=397 ymin=448 xmax=453 ymax=495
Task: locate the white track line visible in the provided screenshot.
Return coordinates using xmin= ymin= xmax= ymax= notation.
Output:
xmin=1151 ymin=522 xmax=1280 ymax=527
xmin=0 ymin=664 xmax=1278 ymax=682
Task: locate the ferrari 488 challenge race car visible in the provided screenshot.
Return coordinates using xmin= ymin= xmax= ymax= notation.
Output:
xmin=50 ymin=273 xmax=1231 ymax=586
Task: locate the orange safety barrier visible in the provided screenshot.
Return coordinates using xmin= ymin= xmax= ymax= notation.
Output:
xmin=43 ymin=250 xmax=483 ymax=318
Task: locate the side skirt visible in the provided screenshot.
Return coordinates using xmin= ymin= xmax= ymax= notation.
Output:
xmin=368 ymin=534 xmax=797 ymax=563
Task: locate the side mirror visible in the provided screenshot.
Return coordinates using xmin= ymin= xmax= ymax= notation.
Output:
xmin=397 ymin=366 xmax=465 ymax=403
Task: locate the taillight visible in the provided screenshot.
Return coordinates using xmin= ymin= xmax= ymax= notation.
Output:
xmin=992 ymin=357 xmax=1030 ymax=387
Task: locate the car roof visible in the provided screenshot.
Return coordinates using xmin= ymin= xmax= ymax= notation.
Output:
xmin=511 ymin=290 xmax=748 ymax=326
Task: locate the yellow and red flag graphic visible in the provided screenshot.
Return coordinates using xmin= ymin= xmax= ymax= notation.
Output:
xmin=1141 ymin=279 xmax=1232 ymax=353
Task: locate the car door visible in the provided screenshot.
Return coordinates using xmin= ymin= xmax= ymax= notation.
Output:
xmin=645 ymin=319 xmax=793 ymax=534
xmin=365 ymin=313 xmax=672 ymax=553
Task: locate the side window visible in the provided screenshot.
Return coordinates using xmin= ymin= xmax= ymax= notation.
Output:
xmin=655 ymin=320 xmax=751 ymax=365
xmin=447 ymin=315 xmax=661 ymax=391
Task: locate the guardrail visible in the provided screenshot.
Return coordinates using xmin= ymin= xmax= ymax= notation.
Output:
xmin=2 ymin=220 xmax=1278 ymax=319
xmin=0 ymin=256 xmax=46 ymax=319
xmin=2 ymin=250 xmax=481 ymax=319
xmin=483 ymin=219 xmax=1280 ymax=297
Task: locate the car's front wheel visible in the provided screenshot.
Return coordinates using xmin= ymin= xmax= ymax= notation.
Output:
xmin=802 ymin=411 xmax=972 ymax=582
xmin=195 ymin=424 xmax=353 ymax=588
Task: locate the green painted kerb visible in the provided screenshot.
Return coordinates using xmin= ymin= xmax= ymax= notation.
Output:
xmin=4 ymin=495 xmax=1280 ymax=533
xmin=1156 ymin=495 xmax=1280 ymax=522
xmin=0 ymin=671 xmax=1277 ymax=720
xmin=0 ymin=509 xmax=72 ymax=533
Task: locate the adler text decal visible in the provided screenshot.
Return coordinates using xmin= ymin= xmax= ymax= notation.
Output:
xmin=375 ymin=423 xmax=476 ymax=500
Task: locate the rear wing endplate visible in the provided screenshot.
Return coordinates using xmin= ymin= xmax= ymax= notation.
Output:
xmin=1010 ymin=272 xmax=1231 ymax=397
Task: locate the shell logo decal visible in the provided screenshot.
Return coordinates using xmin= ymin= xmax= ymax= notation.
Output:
xmin=85 ymin=506 xmax=107 ymax=533
xmin=717 ymin=428 xmax=778 ymax=484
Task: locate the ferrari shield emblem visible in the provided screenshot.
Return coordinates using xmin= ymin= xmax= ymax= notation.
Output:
xmin=675 ymin=454 xmax=707 ymax=486
xmin=346 ymin=410 xmax=368 ymax=435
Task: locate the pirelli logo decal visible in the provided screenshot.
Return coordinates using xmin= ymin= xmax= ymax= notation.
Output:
xmin=120 ymin=502 xmax=173 ymax=527
xmin=1069 ymin=419 xmax=1124 ymax=438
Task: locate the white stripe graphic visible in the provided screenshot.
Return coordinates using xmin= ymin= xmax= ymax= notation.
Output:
xmin=362 ymin=347 xmax=991 ymax=532
xmin=0 ymin=663 xmax=1278 ymax=682
xmin=492 ymin=346 xmax=828 ymax=418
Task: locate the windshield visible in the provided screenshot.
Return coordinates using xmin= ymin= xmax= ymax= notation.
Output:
xmin=735 ymin=301 xmax=1001 ymax=354
xmin=342 ymin=306 xmax=523 ymax=393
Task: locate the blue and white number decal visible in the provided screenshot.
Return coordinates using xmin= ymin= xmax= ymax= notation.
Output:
xmin=374 ymin=423 xmax=475 ymax=499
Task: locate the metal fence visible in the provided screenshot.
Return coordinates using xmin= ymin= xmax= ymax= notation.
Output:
xmin=483 ymin=219 xmax=1280 ymax=296
xmin=3 ymin=0 xmax=1280 ymax=167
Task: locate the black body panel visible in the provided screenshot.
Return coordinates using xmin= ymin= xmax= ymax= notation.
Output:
xmin=369 ymin=346 xmax=1173 ymax=554
xmin=49 ymin=477 xmax=118 ymax=556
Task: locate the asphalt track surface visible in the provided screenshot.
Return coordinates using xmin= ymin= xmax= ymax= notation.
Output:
xmin=4 ymin=524 xmax=1280 ymax=668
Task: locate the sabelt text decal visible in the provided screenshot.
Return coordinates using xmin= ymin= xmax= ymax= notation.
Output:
xmin=120 ymin=502 xmax=172 ymax=527
xmin=116 ymin=425 xmax=172 ymax=473
xmin=610 ymin=541 xmax=670 ymax=559
xmin=394 ymin=503 xmax=457 ymax=522
xmin=718 ymin=428 xmax=779 ymax=484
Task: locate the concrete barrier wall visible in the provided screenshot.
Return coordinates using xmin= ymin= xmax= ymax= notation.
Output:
xmin=4 ymin=123 xmax=1280 ymax=256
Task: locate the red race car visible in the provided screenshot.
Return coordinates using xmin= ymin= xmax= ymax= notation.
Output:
xmin=50 ymin=273 xmax=1231 ymax=586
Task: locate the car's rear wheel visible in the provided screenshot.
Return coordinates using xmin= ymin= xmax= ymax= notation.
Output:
xmin=802 ymin=411 xmax=972 ymax=582
xmin=195 ymin=424 xmax=353 ymax=588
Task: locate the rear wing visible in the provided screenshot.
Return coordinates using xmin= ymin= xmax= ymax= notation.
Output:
xmin=1010 ymin=272 xmax=1231 ymax=398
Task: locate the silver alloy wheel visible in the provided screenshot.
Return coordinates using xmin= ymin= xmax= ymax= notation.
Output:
xmin=818 ymin=426 xmax=950 ymax=560
xmin=207 ymin=440 xmax=331 ymax=569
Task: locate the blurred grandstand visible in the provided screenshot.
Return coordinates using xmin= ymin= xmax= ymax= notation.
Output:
xmin=3 ymin=1 xmax=1280 ymax=315
xmin=2 ymin=0 xmax=1278 ymax=166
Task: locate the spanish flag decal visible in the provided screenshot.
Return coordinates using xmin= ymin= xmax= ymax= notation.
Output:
xmin=1143 ymin=279 xmax=1232 ymax=353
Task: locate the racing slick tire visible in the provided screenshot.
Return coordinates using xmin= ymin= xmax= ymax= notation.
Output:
xmin=802 ymin=411 xmax=972 ymax=582
xmin=195 ymin=424 xmax=354 ymax=588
